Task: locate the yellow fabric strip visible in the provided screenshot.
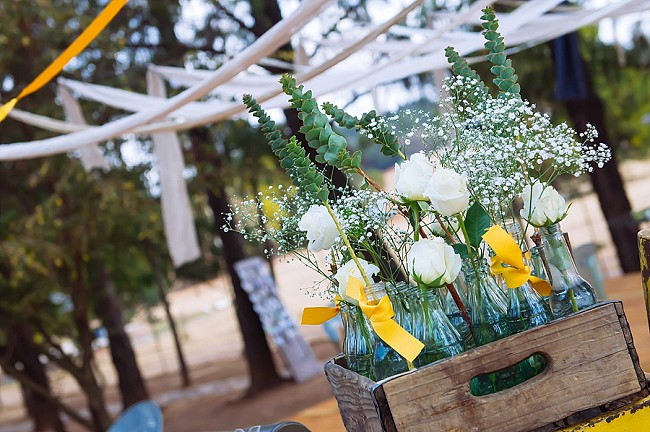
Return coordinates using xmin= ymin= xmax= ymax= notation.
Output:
xmin=0 ymin=0 xmax=128 ymax=122
xmin=483 ymin=225 xmax=552 ymax=296
xmin=301 ymin=306 xmax=340 ymax=325
xmin=360 ymin=295 xmax=424 ymax=363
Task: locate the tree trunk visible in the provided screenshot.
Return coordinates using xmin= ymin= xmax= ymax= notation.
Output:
xmin=3 ymin=327 xmax=66 ymax=432
xmin=148 ymin=252 xmax=191 ymax=387
xmin=551 ymin=33 xmax=640 ymax=272
xmin=93 ymin=271 xmax=150 ymax=408
xmin=189 ymin=129 xmax=284 ymax=394
xmin=207 ymin=186 xmax=285 ymax=393
xmin=70 ymin=254 xmax=111 ymax=431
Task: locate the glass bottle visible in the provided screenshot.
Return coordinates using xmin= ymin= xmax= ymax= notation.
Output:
xmin=503 ymin=221 xmax=551 ymax=333
xmin=539 ymin=223 xmax=597 ymax=318
xmin=414 ymin=288 xmax=464 ymax=367
xmin=464 ymin=258 xmax=517 ymax=395
xmin=463 ymin=258 xmax=511 ymax=346
xmin=530 ymin=245 xmax=550 ymax=305
xmin=366 ymin=282 xmax=409 ymax=380
xmin=340 ymin=301 xmax=374 ymax=379
xmin=440 ymin=282 xmax=475 ymax=349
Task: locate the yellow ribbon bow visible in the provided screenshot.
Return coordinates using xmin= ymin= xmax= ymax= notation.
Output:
xmin=301 ymin=276 xmax=424 ymax=363
xmin=482 ymin=225 xmax=552 ymax=297
xmin=0 ymin=0 xmax=128 ymax=122
xmin=349 ymin=276 xmax=424 ymax=363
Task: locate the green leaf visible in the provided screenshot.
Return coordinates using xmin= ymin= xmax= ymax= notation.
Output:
xmin=452 ymin=243 xmax=470 ymax=260
xmin=464 ymin=202 xmax=490 ymax=247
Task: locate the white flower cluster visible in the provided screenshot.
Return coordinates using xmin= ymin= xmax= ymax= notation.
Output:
xmin=390 ymin=76 xmax=611 ymax=221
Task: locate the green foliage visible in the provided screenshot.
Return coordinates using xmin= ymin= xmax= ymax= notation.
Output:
xmin=322 ymin=102 xmax=401 ymax=158
xmin=452 ymin=243 xmax=470 ymax=260
xmin=481 ymin=7 xmax=520 ymax=96
xmin=243 ymin=94 xmax=330 ymax=202
xmin=463 ymin=202 xmax=491 ymax=248
xmin=279 ymin=74 xmax=361 ymax=170
xmin=321 ymin=102 xmax=357 ymax=128
xmin=444 ymin=47 xmax=488 ymax=96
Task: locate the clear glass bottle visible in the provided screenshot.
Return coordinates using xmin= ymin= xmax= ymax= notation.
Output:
xmin=440 ymin=282 xmax=475 ymax=349
xmin=463 ymin=258 xmax=511 ymax=346
xmin=366 ymin=282 xmax=409 ymax=381
xmin=464 ymin=258 xmax=518 ymax=395
xmin=539 ymin=223 xmax=597 ymax=318
xmin=340 ymin=301 xmax=375 ymax=379
xmin=530 ymin=245 xmax=550 ymax=305
xmin=414 ymin=288 xmax=464 ymax=367
xmin=503 ymin=221 xmax=551 ymax=333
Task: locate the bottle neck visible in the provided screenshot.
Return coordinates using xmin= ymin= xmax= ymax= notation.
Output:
xmin=364 ymin=281 xmax=388 ymax=304
xmin=539 ymin=223 xmax=578 ymax=274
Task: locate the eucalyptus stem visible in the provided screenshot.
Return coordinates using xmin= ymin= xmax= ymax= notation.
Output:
xmin=323 ymin=200 xmax=372 ymax=287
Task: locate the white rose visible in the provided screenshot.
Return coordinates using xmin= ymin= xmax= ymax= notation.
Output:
xmin=520 ymin=182 xmax=567 ymax=227
xmin=297 ymin=205 xmax=339 ymax=252
xmin=424 ymin=168 xmax=470 ymax=217
xmin=407 ymin=237 xmax=462 ymax=287
xmin=394 ymin=152 xmax=435 ymax=201
xmin=334 ymin=259 xmax=380 ymax=305
xmin=430 ymin=216 xmax=460 ymax=238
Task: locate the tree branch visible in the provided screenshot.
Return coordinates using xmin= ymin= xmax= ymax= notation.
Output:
xmin=0 ymin=357 xmax=94 ymax=431
xmin=209 ymin=1 xmax=253 ymax=32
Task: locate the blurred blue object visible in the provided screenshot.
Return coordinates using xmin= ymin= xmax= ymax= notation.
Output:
xmin=108 ymin=401 xmax=163 ymax=432
xmin=574 ymin=243 xmax=607 ymax=301
xmin=321 ymin=302 xmax=342 ymax=345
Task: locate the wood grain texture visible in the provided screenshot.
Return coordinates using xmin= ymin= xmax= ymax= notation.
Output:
xmin=324 ymin=357 xmax=383 ymax=432
xmin=639 ymin=229 xmax=650 ymax=334
xmin=373 ymin=302 xmax=647 ymax=432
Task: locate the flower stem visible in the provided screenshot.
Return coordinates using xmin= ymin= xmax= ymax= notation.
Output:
xmin=456 ymin=214 xmax=477 ymax=268
xmin=569 ymin=288 xmax=578 ymax=312
xmin=323 ymin=200 xmax=372 ymax=287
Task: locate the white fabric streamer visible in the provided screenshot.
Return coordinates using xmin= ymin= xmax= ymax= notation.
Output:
xmin=57 ymin=85 xmax=109 ymax=171
xmin=146 ymin=71 xmax=201 ymax=267
xmin=0 ymin=0 xmax=333 ymax=160
xmin=2 ymin=0 xmax=648 ymax=160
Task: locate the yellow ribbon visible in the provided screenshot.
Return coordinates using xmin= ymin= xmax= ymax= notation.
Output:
xmin=0 ymin=0 xmax=128 ymax=122
xmin=301 ymin=295 xmax=342 ymax=325
xmin=301 ymin=276 xmax=424 ymax=363
xmin=349 ymin=276 xmax=424 ymax=363
xmin=482 ymin=225 xmax=552 ymax=297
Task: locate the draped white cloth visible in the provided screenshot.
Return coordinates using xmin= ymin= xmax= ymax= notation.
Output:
xmin=4 ymin=0 xmax=649 ymax=157
xmin=57 ymin=85 xmax=109 ymax=171
xmin=146 ymin=71 xmax=201 ymax=267
xmin=0 ymin=0 xmax=333 ymax=160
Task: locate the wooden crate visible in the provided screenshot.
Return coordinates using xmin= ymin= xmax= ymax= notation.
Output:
xmin=324 ymin=301 xmax=648 ymax=432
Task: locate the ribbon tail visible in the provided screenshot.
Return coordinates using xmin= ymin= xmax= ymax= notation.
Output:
xmin=372 ymin=320 xmax=424 ymax=364
xmin=529 ymin=276 xmax=552 ymax=297
xmin=0 ymin=98 xmax=18 ymax=122
xmin=301 ymin=307 xmax=339 ymax=325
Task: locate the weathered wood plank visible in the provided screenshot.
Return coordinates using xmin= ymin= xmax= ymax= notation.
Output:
xmin=374 ymin=302 xmax=647 ymax=432
xmin=324 ymin=357 xmax=383 ymax=432
xmin=639 ymin=229 xmax=650 ymax=334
